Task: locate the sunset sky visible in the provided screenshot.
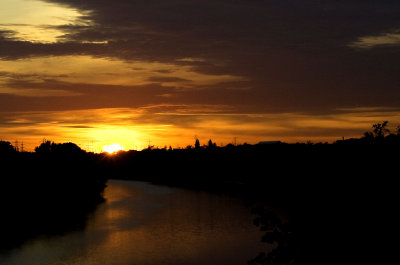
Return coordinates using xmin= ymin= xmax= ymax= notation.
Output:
xmin=1 ymin=0 xmax=400 ymax=152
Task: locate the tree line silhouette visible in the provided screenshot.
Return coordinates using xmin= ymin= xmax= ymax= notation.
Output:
xmin=0 ymin=140 xmax=107 ymax=249
xmin=1 ymin=121 xmax=400 ymax=263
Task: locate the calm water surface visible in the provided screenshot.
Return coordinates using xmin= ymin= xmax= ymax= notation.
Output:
xmin=0 ymin=180 xmax=270 ymax=265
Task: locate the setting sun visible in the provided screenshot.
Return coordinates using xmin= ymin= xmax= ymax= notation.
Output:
xmin=102 ymin=144 xmax=124 ymax=154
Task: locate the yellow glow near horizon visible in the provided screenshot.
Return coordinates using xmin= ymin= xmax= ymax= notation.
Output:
xmin=0 ymin=0 xmax=88 ymax=43
xmin=102 ymin=144 xmax=124 ymax=154
xmin=2 ymin=107 xmax=400 ymax=153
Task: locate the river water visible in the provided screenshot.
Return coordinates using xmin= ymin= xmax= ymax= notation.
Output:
xmin=0 ymin=180 xmax=271 ymax=265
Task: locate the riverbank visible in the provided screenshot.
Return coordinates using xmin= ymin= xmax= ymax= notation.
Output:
xmin=104 ymin=142 xmax=399 ymax=265
xmin=1 ymin=137 xmax=399 ymax=263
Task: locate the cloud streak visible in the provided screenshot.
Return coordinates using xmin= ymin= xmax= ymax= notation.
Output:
xmin=349 ymin=31 xmax=400 ymax=49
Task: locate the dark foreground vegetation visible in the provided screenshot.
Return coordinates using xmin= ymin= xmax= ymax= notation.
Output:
xmin=1 ymin=121 xmax=399 ymax=264
xmin=0 ymin=141 xmax=107 ymax=249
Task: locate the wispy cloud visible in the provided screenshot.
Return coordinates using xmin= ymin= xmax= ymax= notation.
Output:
xmin=0 ymin=55 xmax=245 ymax=98
xmin=349 ymin=30 xmax=400 ymax=49
xmin=0 ymin=87 xmax=82 ymax=97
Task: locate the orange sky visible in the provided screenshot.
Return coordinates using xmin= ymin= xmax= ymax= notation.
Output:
xmin=1 ymin=0 xmax=400 ymax=151
xmin=3 ymin=106 xmax=400 ymax=152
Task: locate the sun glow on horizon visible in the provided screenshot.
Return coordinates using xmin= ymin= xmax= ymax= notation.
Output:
xmin=102 ymin=144 xmax=124 ymax=154
xmin=2 ymin=107 xmax=400 ymax=152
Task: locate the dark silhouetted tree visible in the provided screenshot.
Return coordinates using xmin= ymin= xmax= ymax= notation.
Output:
xmin=0 ymin=141 xmax=15 ymax=153
xmin=207 ymin=139 xmax=216 ymax=149
xmin=372 ymin=121 xmax=390 ymax=138
xmin=249 ymin=206 xmax=296 ymax=265
xmin=54 ymin=142 xmax=84 ymax=154
xmin=363 ymin=131 xmax=374 ymax=138
xmin=35 ymin=140 xmax=53 ymax=153
xmin=195 ymin=138 xmax=200 ymax=149
xmin=34 ymin=141 xmax=84 ymax=154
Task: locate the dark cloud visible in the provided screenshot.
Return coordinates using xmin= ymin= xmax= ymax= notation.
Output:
xmin=39 ymin=0 xmax=400 ymax=49
xmin=62 ymin=125 xmax=95 ymax=129
xmin=147 ymin=76 xmax=190 ymax=83
xmin=0 ymin=30 xmax=16 ymax=40
xmin=2 ymin=0 xmax=400 ymax=114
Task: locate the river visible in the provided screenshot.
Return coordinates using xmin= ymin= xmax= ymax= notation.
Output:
xmin=0 ymin=179 xmax=272 ymax=265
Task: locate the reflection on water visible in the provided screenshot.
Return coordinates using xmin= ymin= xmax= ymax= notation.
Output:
xmin=0 ymin=180 xmax=271 ymax=265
